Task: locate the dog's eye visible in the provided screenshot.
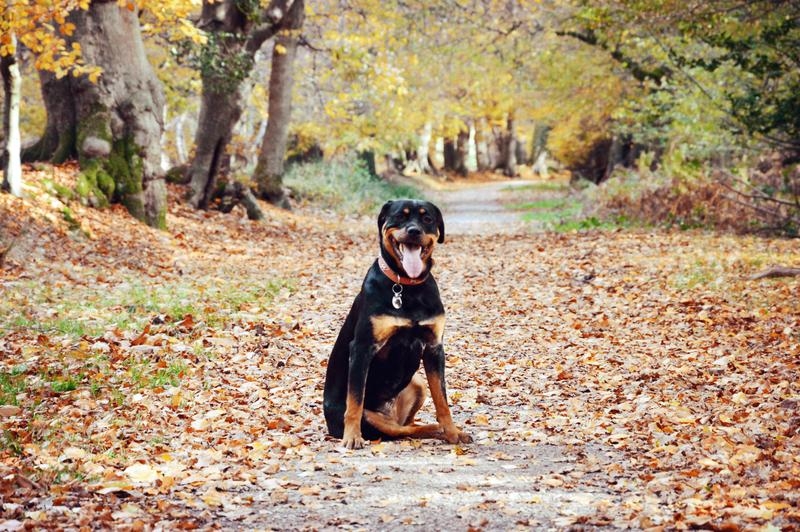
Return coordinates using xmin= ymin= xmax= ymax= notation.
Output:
xmin=422 ymin=215 xmax=434 ymax=225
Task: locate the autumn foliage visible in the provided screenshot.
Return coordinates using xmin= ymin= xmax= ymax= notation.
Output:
xmin=1 ymin=165 xmax=799 ymax=529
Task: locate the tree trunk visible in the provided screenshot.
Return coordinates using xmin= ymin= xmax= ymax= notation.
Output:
xmin=500 ymin=115 xmax=519 ymax=177
xmin=187 ymin=80 xmax=247 ymax=208
xmin=74 ymin=2 xmax=167 ymax=226
xmin=443 ymin=138 xmax=457 ymax=172
xmin=187 ymin=0 xmax=299 ymax=211
xmin=531 ymin=122 xmax=550 ymax=162
xmin=427 ymin=136 xmax=440 ymax=175
xmin=22 ymin=2 xmax=168 ymax=227
xmin=414 ymin=122 xmax=433 ymax=174
xmin=253 ymin=0 xmax=305 ymax=209
xmin=488 ymin=125 xmax=502 ymax=170
xmin=1 ymin=39 xmax=22 ymax=197
xmin=454 ymin=128 xmax=469 ymax=176
xmin=474 ymin=119 xmax=491 ymax=172
xmin=21 ymin=71 xmax=76 ymax=163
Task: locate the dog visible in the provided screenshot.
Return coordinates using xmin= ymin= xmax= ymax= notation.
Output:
xmin=323 ymin=199 xmax=472 ymax=449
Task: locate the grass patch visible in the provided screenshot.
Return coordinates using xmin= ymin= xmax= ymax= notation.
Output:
xmin=515 ymin=198 xmax=584 ymax=225
xmin=126 ymin=357 xmax=188 ymax=389
xmin=670 ymin=260 xmax=725 ymax=291
xmin=509 ymin=198 xmax=576 ymax=211
xmin=554 ymin=215 xmax=632 ymax=232
xmin=0 ymin=277 xmax=293 ymax=340
xmin=285 ymin=157 xmax=421 ymax=214
xmin=51 ymin=375 xmax=80 ymax=393
xmin=0 ymin=366 xmax=28 ymax=405
xmin=501 ymin=182 xmax=569 ymax=193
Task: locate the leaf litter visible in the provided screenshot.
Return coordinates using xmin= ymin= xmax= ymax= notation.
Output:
xmin=0 ymin=164 xmax=799 ymax=530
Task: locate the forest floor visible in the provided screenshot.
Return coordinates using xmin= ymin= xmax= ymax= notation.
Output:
xmin=1 ymin=165 xmax=799 ymax=531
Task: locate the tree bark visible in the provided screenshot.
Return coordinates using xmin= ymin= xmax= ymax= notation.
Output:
xmin=253 ymin=0 xmax=305 ymax=209
xmin=1 ymin=39 xmax=22 ymax=198
xmin=74 ymin=2 xmax=167 ymax=226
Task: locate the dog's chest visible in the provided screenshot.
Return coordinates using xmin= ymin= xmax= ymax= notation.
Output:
xmin=370 ymin=313 xmax=445 ymax=355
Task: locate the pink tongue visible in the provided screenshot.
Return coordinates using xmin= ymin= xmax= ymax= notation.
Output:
xmin=401 ymin=244 xmax=425 ymax=278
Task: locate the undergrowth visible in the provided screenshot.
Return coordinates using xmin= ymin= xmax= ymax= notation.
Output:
xmin=592 ymin=153 xmax=800 ymax=236
xmin=284 ymin=157 xmax=420 ymax=214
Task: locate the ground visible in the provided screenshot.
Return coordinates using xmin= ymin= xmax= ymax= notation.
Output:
xmin=1 ymin=165 xmax=799 ymax=530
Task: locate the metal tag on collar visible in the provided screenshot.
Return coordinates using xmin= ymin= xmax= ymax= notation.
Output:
xmin=392 ymin=283 xmax=403 ymax=309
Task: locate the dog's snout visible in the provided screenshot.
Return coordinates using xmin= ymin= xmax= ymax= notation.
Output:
xmin=407 ymin=226 xmax=422 ymax=237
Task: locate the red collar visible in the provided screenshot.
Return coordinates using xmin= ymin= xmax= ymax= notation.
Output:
xmin=377 ymin=255 xmax=430 ymax=285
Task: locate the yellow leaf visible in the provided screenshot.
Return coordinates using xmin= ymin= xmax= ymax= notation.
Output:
xmin=124 ymin=463 xmax=159 ymax=484
xmin=275 ymin=43 xmax=287 ymax=55
xmin=201 ymin=487 xmax=224 ymax=507
xmin=473 ymin=413 xmax=490 ymax=426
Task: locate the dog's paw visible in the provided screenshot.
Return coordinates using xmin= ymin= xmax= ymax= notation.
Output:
xmin=342 ymin=434 xmax=366 ymax=450
xmin=444 ymin=426 xmax=472 ymax=444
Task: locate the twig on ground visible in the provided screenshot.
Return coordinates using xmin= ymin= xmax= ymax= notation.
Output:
xmin=750 ymin=266 xmax=800 ymax=280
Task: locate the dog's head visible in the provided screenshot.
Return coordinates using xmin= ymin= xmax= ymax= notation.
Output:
xmin=378 ymin=199 xmax=445 ymax=279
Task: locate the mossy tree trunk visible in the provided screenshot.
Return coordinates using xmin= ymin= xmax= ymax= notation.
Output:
xmin=23 ymin=0 xmax=167 ymax=227
xmin=187 ymin=0 xmax=299 ymax=212
xmin=253 ymin=0 xmax=305 ymax=209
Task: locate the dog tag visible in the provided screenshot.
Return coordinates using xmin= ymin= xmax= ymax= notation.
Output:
xmin=392 ymin=284 xmax=403 ymax=309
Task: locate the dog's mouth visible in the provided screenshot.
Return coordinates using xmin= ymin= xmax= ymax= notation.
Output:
xmin=392 ymin=239 xmax=430 ymax=279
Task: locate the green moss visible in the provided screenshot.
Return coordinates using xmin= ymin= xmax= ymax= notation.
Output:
xmin=76 ymin=160 xmax=112 ymax=208
xmin=61 ymin=207 xmax=81 ymax=231
xmin=154 ymin=209 xmax=167 ymax=230
xmin=165 ymin=166 xmax=187 ymax=184
xmin=76 ymin=107 xmax=113 ymax=151
xmin=73 ymin=108 xmax=164 ymax=227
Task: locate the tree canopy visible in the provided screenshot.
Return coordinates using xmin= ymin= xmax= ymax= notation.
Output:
xmin=1 ymin=0 xmax=798 ymax=229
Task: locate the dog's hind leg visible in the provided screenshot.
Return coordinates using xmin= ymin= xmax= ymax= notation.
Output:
xmin=395 ymin=373 xmax=428 ymax=426
xmin=363 ymin=409 xmax=444 ymax=440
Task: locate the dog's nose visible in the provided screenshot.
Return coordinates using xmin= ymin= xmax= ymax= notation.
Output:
xmin=407 ymin=226 xmax=422 ymax=237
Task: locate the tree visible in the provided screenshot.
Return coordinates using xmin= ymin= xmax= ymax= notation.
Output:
xmin=185 ymin=0 xmax=302 ymax=212
xmin=15 ymin=1 xmax=168 ymax=227
xmin=1 ymin=34 xmax=22 ymax=197
xmin=252 ymin=0 xmax=304 ymax=209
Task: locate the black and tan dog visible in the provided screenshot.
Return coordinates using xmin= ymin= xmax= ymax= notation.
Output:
xmin=323 ymin=199 xmax=471 ymax=449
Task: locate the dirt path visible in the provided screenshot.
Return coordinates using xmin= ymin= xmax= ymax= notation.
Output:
xmin=428 ymin=179 xmax=538 ymax=234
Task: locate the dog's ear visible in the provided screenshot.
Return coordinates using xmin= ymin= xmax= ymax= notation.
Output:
xmin=378 ymin=200 xmax=393 ymax=236
xmin=430 ymin=203 xmax=445 ymax=243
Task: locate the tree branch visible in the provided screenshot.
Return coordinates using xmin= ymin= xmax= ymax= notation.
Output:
xmin=555 ymin=29 xmax=670 ymax=84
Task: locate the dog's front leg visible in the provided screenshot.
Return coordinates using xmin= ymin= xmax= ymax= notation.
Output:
xmin=342 ymin=340 xmax=375 ymax=449
xmin=423 ymin=344 xmax=472 ymax=444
